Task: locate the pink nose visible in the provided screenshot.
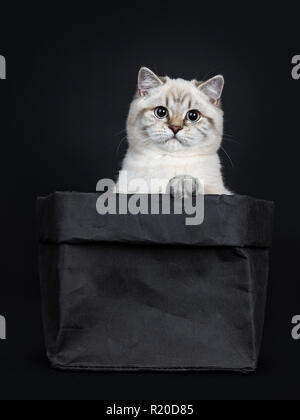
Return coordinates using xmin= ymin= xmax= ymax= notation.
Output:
xmin=169 ymin=125 xmax=182 ymax=135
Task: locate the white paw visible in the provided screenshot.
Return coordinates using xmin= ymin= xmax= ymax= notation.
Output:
xmin=168 ymin=175 xmax=200 ymax=199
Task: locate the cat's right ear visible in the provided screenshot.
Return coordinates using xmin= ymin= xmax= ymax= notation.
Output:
xmin=138 ymin=67 xmax=163 ymax=97
xmin=198 ymin=75 xmax=224 ymax=106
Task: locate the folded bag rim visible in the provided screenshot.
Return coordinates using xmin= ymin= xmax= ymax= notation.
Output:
xmin=37 ymin=192 xmax=275 ymax=248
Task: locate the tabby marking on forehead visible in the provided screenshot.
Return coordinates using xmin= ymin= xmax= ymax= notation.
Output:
xmin=165 ymin=88 xmax=194 ymax=109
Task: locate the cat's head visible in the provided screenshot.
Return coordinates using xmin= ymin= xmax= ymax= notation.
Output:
xmin=127 ymin=67 xmax=224 ymax=154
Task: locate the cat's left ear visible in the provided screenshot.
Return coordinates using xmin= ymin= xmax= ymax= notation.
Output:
xmin=138 ymin=67 xmax=163 ymax=97
xmin=199 ymin=75 xmax=224 ymax=105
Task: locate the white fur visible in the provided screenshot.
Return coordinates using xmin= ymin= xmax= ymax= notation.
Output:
xmin=116 ymin=69 xmax=231 ymax=195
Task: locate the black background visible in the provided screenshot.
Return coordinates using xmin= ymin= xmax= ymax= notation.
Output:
xmin=0 ymin=0 xmax=299 ymax=400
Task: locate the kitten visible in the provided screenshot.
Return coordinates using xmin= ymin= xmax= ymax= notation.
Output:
xmin=116 ymin=67 xmax=232 ymax=197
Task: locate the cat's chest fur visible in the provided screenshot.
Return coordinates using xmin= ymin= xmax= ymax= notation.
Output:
xmin=118 ymin=148 xmax=227 ymax=194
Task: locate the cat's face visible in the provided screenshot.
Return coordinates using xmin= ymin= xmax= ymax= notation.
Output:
xmin=127 ymin=68 xmax=225 ymax=154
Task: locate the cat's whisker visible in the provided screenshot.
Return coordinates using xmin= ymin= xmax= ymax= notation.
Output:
xmin=223 ymin=132 xmax=240 ymax=143
xmin=113 ymin=128 xmax=127 ymax=136
xmin=220 ymin=146 xmax=234 ymax=168
xmin=223 ymin=132 xmax=236 ymax=138
xmin=115 ymin=136 xmax=128 ymax=154
xmin=223 ymin=138 xmax=241 ymax=145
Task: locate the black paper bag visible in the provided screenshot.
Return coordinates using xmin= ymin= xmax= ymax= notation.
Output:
xmin=38 ymin=193 xmax=274 ymax=372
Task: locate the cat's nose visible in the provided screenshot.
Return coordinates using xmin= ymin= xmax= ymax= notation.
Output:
xmin=169 ymin=125 xmax=182 ymax=135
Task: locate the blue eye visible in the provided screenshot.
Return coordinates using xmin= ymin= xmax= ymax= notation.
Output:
xmin=186 ymin=110 xmax=201 ymax=122
xmin=155 ymin=107 xmax=168 ymax=119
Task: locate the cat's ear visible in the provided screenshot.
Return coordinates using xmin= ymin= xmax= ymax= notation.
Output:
xmin=138 ymin=67 xmax=163 ymax=96
xmin=199 ymin=75 xmax=224 ymax=105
